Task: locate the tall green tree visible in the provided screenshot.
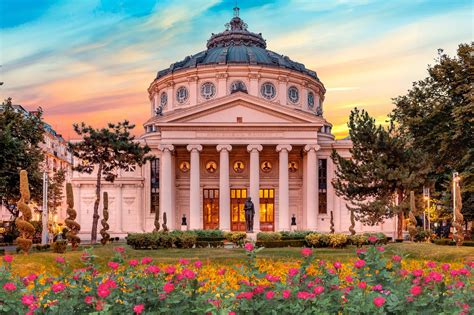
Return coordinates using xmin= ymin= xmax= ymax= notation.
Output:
xmin=0 ymin=98 xmax=44 ymax=217
xmin=48 ymin=168 xmax=66 ymax=216
xmin=69 ymin=121 xmax=151 ymax=243
xmin=331 ymin=108 xmax=429 ymax=239
xmin=391 ymin=43 xmax=473 ymax=223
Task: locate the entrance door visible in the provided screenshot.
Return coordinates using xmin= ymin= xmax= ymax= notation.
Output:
xmin=203 ymin=189 xmax=219 ymax=230
xmin=231 ymin=189 xmax=247 ymax=231
xmin=260 ymin=188 xmax=275 ymax=231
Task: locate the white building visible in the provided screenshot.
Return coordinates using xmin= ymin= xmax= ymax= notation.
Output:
xmin=72 ymin=8 xmax=396 ymax=239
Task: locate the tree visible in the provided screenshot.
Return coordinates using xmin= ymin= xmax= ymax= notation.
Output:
xmin=69 ymin=121 xmax=151 ymax=243
xmin=0 ymin=98 xmax=44 ymax=218
xmin=48 ymin=168 xmax=66 ymax=216
xmin=331 ymin=108 xmax=429 ymax=239
xmin=391 ymin=43 xmax=473 ymax=223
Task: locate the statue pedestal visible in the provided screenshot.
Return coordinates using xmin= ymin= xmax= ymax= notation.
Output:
xmin=246 ymin=232 xmax=257 ymax=242
xmin=290 ymin=225 xmax=297 ymax=232
xmin=180 ymin=224 xmax=188 ymax=231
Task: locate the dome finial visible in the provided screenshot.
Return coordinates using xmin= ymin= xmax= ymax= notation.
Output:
xmin=233 ymin=3 xmax=240 ymax=17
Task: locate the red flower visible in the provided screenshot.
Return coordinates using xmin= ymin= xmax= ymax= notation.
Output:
xmin=244 ymin=243 xmax=254 ymax=252
xmin=107 ymin=261 xmax=120 ymax=270
xmin=356 ymin=249 xmax=367 ymax=256
xmin=27 ymin=274 xmax=38 ymax=282
xmin=265 ymin=291 xmax=275 ymax=299
xmin=441 ymin=263 xmax=450 ymax=271
xmin=129 ymin=259 xmax=139 ymax=267
xmin=163 ymin=282 xmax=174 ymax=294
xmin=133 ymin=304 xmax=145 ymax=314
xmin=282 ymin=290 xmax=291 ymax=299
xmin=179 ymin=258 xmax=189 ymax=265
xmin=368 ymin=236 xmax=378 ymax=243
xmin=297 ymin=291 xmax=314 ymax=299
xmin=3 ymin=255 xmax=13 ymax=263
xmin=412 ymin=269 xmax=423 ymax=277
xmin=141 ymin=257 xmax=153 ymax=265
xmin=373 ymin=296 xmax=386 ymax=307
xmin=145 ymin=265 xmax=160 ymax=274
xmin=217 ymin=268 xmax=226 ymax=275
xmin=333 ymin=261 xmax=342 ymax=269
xmin=236 ymin=292 xmax=254 ymax=299
xmin=313 ymin=286 xmax=324 ymax=295
xmin=288 ymin=268 xmax=299 ymax=277
xmin=265 ymin=274 xmax=280 ymax=282
xmin=165 ymin=265 xmax=176 ymax=274
xmin=358 ymin=281 xmax=367 ymax=289
xmin=410 ymin=285 xmax=422 ymax=296
xmin=426 ymin=261 xmax=436 ymax=268
xmin=97 ymin=283 xmax=111 ymax=298
xmin=301 ymin=248 xmax=312 ymax=257
xmin=51 ymin=283 xmax=66 ymax=293
xmin=354 ymin=259 xmax=366 ymax=269
xmin=376 ymin=246 xmax=385 ymax=252
xmin=194 ymin=260 xmax=202 ymax=268
xmin=114 ymin=247 xmax=125 ymax=254
xmin=372 ymin=284 xmax=383 ymax=292
xmin=21 ymin=295 xmax=35 ymax=306
xmin=3 ymin=282 xmax=16 ymax=291
xmin=392 ymin=255 xmax=402 ymax=262
xmin=84 ymin=296 xmax=95 ymax=304
xmin=345 ymin=276 xmax=353 ymax=283
xmin=55 ymin=256 xmax=65 ymax=264
xmin=182 ymin=269 xmax=196 ymax=279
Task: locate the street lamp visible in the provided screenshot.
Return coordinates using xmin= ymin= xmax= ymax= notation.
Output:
xmin=423 ymin=187 xmax=430 ymax=231
xmin=452 ymin=172 xmax=460 ymax=235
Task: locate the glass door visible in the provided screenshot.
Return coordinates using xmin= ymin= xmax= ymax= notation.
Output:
xmin=230 ymin=189 xmax=247 ymax=231
xmin=260 ymin=188 xmax=274 ymax=231
xmin=203 ymin=189 xmax=219 ymax=230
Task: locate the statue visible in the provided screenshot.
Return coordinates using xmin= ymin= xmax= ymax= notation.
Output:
xmin=244 ymin=197 xmax=255 ymax=233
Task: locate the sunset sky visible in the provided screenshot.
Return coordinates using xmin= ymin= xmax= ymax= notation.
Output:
xmin=0 ymin=0 xmax=471 ymax=139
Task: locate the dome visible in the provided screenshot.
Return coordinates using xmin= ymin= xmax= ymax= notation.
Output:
xmin=156 ymin=7 xmax=319 ymax=81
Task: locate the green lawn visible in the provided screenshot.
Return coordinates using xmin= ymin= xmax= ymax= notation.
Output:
xmin=4 ymin=242 xmax=473 ymax=276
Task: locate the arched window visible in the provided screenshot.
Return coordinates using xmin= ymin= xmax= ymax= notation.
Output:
xmin=160 ymin=92 xmax=167 ymax=107
xmin=230 ymin=80 xmax=247 ymax=94
xmin=308 ymin=91 xmax=315 ymax=109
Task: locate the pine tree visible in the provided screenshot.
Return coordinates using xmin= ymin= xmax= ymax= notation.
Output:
xmin=48 ymin=168 xmax=66 ymax=216
xmin=69 ymin=121 xmax=151 ymax=243
xmin=331 ymin=108 xmax=429 ymax=238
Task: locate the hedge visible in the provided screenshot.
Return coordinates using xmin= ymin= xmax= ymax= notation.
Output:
xmin=256 ymin=239 xmax=305 ymax=248
xmin=432 ymin=239 xmax=474 ymax=247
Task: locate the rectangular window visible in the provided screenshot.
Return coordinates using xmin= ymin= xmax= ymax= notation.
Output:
xmin=318 ymin=159 xmax=327 ymax=214
xmin=150 ymin=158 xmax=160 ymax=214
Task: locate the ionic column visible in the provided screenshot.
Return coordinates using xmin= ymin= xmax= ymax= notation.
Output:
xmin=187 ymin=144 xmax=203 ymax=230
xmin=217 ymin=145 xmax=232 ymax=231
xmin=276 ymin=144 xmax=292 ymax=230
xmin=158 ymin=144 xmax=175 ymax=230
xmin=247 ymin=144 xmax=263 ymax=232
xmin=304 ymin=144 xmax=320 ymax=230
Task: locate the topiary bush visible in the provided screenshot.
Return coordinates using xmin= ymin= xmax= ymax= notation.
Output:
xmin=256 ymin=239 xmax=305 ymax=248
xmin=280 ymin=231 xmax=314 ymax=240
xmin=192 ymin=229 xmax=224 ymax=239
xmin=52 ymin=240 xmax=68 ymax=253
xmin=15 ymin=170 xmax=35 ymax=254
xmin=257 ymin=232 xmax=282 ymax=241
xmin=328 ymin=233 xmax=349 ymax=248
xmin=65 ymin=183 xmax=81 ymax=250
xmin=305 ymin=233 xmax=330 ymax=248
xmin=173 ymin=231 xmax=197 ymax=248
xmin=224 ymin=232 xmax=247 ymax=246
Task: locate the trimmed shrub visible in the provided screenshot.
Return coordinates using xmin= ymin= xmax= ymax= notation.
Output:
xmin=414 ymin=229 xmax=432 ymax=242
xmin=52 ymin=240 xmax=67 ymax=253
xmin=174 ymin=231 xmax=197 ymax=249
xmin=195 ymin=240 xmax=224 ymax=248
xmin=256 ymin=239 xmax=305 ymax=248
xmin=328 ymin=233 xmax=349 ymax=248
xmin=305 ymin=233 xmax=330 ymax=248
xmin=224 ymin=232 xmax=247 ymax=246
xmin=280 ymin=231 xmax=314 ymax=240
xmin=364 ymin=233 xmax=388 ymax=245
xmin=348 ymin=234 xmax=368 ymax=247
xmin=257 ymin=232 xmax=282 ymax=241
xmin=193 ymin=229 xmax=224 ymax=239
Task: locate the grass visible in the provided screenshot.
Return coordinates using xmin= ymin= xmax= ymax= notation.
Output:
xmin=3 ymin=242 xmax=473 ymax=277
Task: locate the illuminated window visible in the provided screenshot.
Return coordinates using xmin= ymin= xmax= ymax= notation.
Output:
xmin=318 ymin=159 xmax=327 ymax=214
xmin=150 ymin=158 xmax=159 ymax=214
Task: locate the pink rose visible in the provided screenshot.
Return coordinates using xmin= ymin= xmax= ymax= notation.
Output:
xmin=107 ymin=261 xmax=119 ymax=270
xmin=97 ymin=283 xmax=111 ymax=298
xmin=392 ymin=255 xmax=402 ymax=262
xmin=182 ymin=269 xmax=196 ymax=279
xmin=133 ymin=304 xmax=145 ymax=314
xmin=288 ymin=268 xmax=299 ymax=277
xmin=345 ymin=276 xmax=353 ymax=283
xmin=244 ymin=243 xmax=254 ymax=252
xmin=165 ymin=265 xmax=176 ymax=274
xmin=265 ymin=274 xmax=280 ymax=282
xmin=376 ymin=246 xmax=385 ymax=252
xmin=372 ymin=284 xmax=383 ymax=292
xmin=282 ymin=290 xmax=291 ymax=299
xmin=358 ymin=281 xmax=367 ymax=289
xmin=354 ymin=259 xmax=366 ymax=269
xmin=441 ymin=263 xmax=450 ymax=271
xmin=3 ymin=255 xmax=13 ymax=263
xmin=297 ymin=291 xmax=314 ymax=299
xmin=217 ymin=268 xmax=226 ymax=275
xmin=163 ymin=282 xmax=174 ymax=294
xmin=3 ymin=282 xmax=16 ymax=291
xmin=114 ymin=247 xmax=125 ymax=254
xmin=356 ymin=249 xmax=367 ymax=256
xmin=145 ymin=265 xmax=160 ymax=274
xmin=373 ymin=296 xmax=386 ymax=307
xmin=426 ymin=261 xmax=436 ymax=268
xmin=368 ymin=236 xmax=378 ymax=243
xmin=179 ymin=258 xmax=189 ymax=265
xmin=236 ymin=292 xmax=253 ymax=299
xmin=27 ymin=274 xmax=38 ymax=282
xmin=265 ymin=291 xmax=275 ymax=299
xmin=141 ymin=257 xmax=153 ymax=265
xmin=84 ymin=296 xmax=95 ymax=304
xmin=194 ymin=260 xmax=202 ymax=268
xmin=301 ymin=248 xmax=313 ymax=257
xmin=55 ymin=256 xmax=65 ymax=264
xmin=313 ymin=286 xmax=324 ymax=295
xmin=129 ymin=259 xmax=139 ymax=267
xmin=410 ymin=285 xmax=422 ymax=296
xmin=51 ymin=283 xmax=66 ymax=293
xmin=333 ymin=261 xmax=342 ymax=269
xmin=412 ymin=269 xmax=423 ymax=277
xmin=21 ymin=295 xmax=35 ymax=306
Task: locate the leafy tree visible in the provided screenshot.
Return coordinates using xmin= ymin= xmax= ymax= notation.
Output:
xmin=331 ymin=108 xmax=429 ymax=239
xmin=0 ymin=98 xmax=44 ymax=218
xmin=69 ymin=121 xmax=151 ymax=243
xmin=391 ymin=43 xmax=473 ymax=223
xmin=48 ymin=168 xmax=66 ymax=216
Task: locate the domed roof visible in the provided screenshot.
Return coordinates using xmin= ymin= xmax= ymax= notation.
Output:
xmin=156 ymin=7 xmax=319 ymax=81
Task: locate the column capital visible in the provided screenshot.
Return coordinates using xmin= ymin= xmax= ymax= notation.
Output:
xmin=304 ymin=144 xmax=321 ymax=153
xmin=158 ymin=144 xmax=175 ymax=152
xmin=247 ymin=144 xmax=263 ymax=153
xmin=187 ymin=144 xmax=203 ymax=153
xmin=216 ymin=144 xmax=232 ymax=152
xmin=276 ymin=144 xmax=292 ymax=153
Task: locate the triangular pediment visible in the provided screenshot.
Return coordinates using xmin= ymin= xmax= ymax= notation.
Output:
xmin=150 ymin=92 xmax=325 ymax=126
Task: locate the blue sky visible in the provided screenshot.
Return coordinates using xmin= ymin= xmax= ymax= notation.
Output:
xmin=0 ymin=0 xmax=472 ymax=138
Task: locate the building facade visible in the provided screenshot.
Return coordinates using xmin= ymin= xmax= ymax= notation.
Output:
xmin=72 ymin=8 xmax=396 ymax=238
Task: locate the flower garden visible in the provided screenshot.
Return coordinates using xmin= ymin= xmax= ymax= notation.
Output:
xmin=1 ymin=236 xmax=473 ymax=314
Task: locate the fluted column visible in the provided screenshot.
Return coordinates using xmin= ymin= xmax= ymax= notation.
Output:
xmin=158 ymin=144 xmax=175 ymax=230
xmin=276 ymin=144 xmax=292 ymax=230
xmin=247 ymin=144 xmax=263 ymax=232
xmin=217 ymin=145 xmax=232 ymax=231
xmin=187 ymin=144 xmax=203 ymax=230
xmin=304 ymin=144 xmax=320 ymax=230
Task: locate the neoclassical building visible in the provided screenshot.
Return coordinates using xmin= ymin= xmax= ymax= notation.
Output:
xmin=72 ymin=8 xmax=396 ymax=239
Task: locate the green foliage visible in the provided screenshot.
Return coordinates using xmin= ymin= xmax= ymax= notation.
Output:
xmin=171 ymin=231 xmax=198 ymax=248
xmin=0 ymin=98 xmax=45 ymax=217
xmin=256 ymin=232 xmax=282 ymax=241
xmin=280 ymin=230 xmax=314 ymax=240
xmin=192 ymin=229 xmax=224 ymax=239
xmin=305 ymin=233 xmax=330 ymax=248
xmin=328 ymin=233 xmax=349 ymax=248
xmin=255 ymin=239 xmax=305 ymax=248
xmin=331 ymin=108 xmax=429 ymax=229
xmin=69 ymin=121 xmax=151 ymax=243
xmin=348 ymin=234 xmax=368 ymax=247
xmin=48 ymin=169 xmax=66 ymax=216
xmin=52 ymin=240 xmax=68 ymax=253
xmin=413 ymin=228 xmax=433 ymax=242
xmin=224 ymin=232 xmax=247 ymax=246
xmin=391 ymin=43 xmax=474 ymax=221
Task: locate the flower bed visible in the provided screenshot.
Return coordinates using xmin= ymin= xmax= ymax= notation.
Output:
xmin=0 ymin=241 xmax=472 ymax=314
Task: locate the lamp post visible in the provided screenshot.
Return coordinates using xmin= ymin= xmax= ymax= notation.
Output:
xmin=423 ymin=187 xmax=430 ymax=231
xmin=452 ymin=172 xmax=459 ymax=235
xmin=41 ymin=171 xmax=48 ymax=244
